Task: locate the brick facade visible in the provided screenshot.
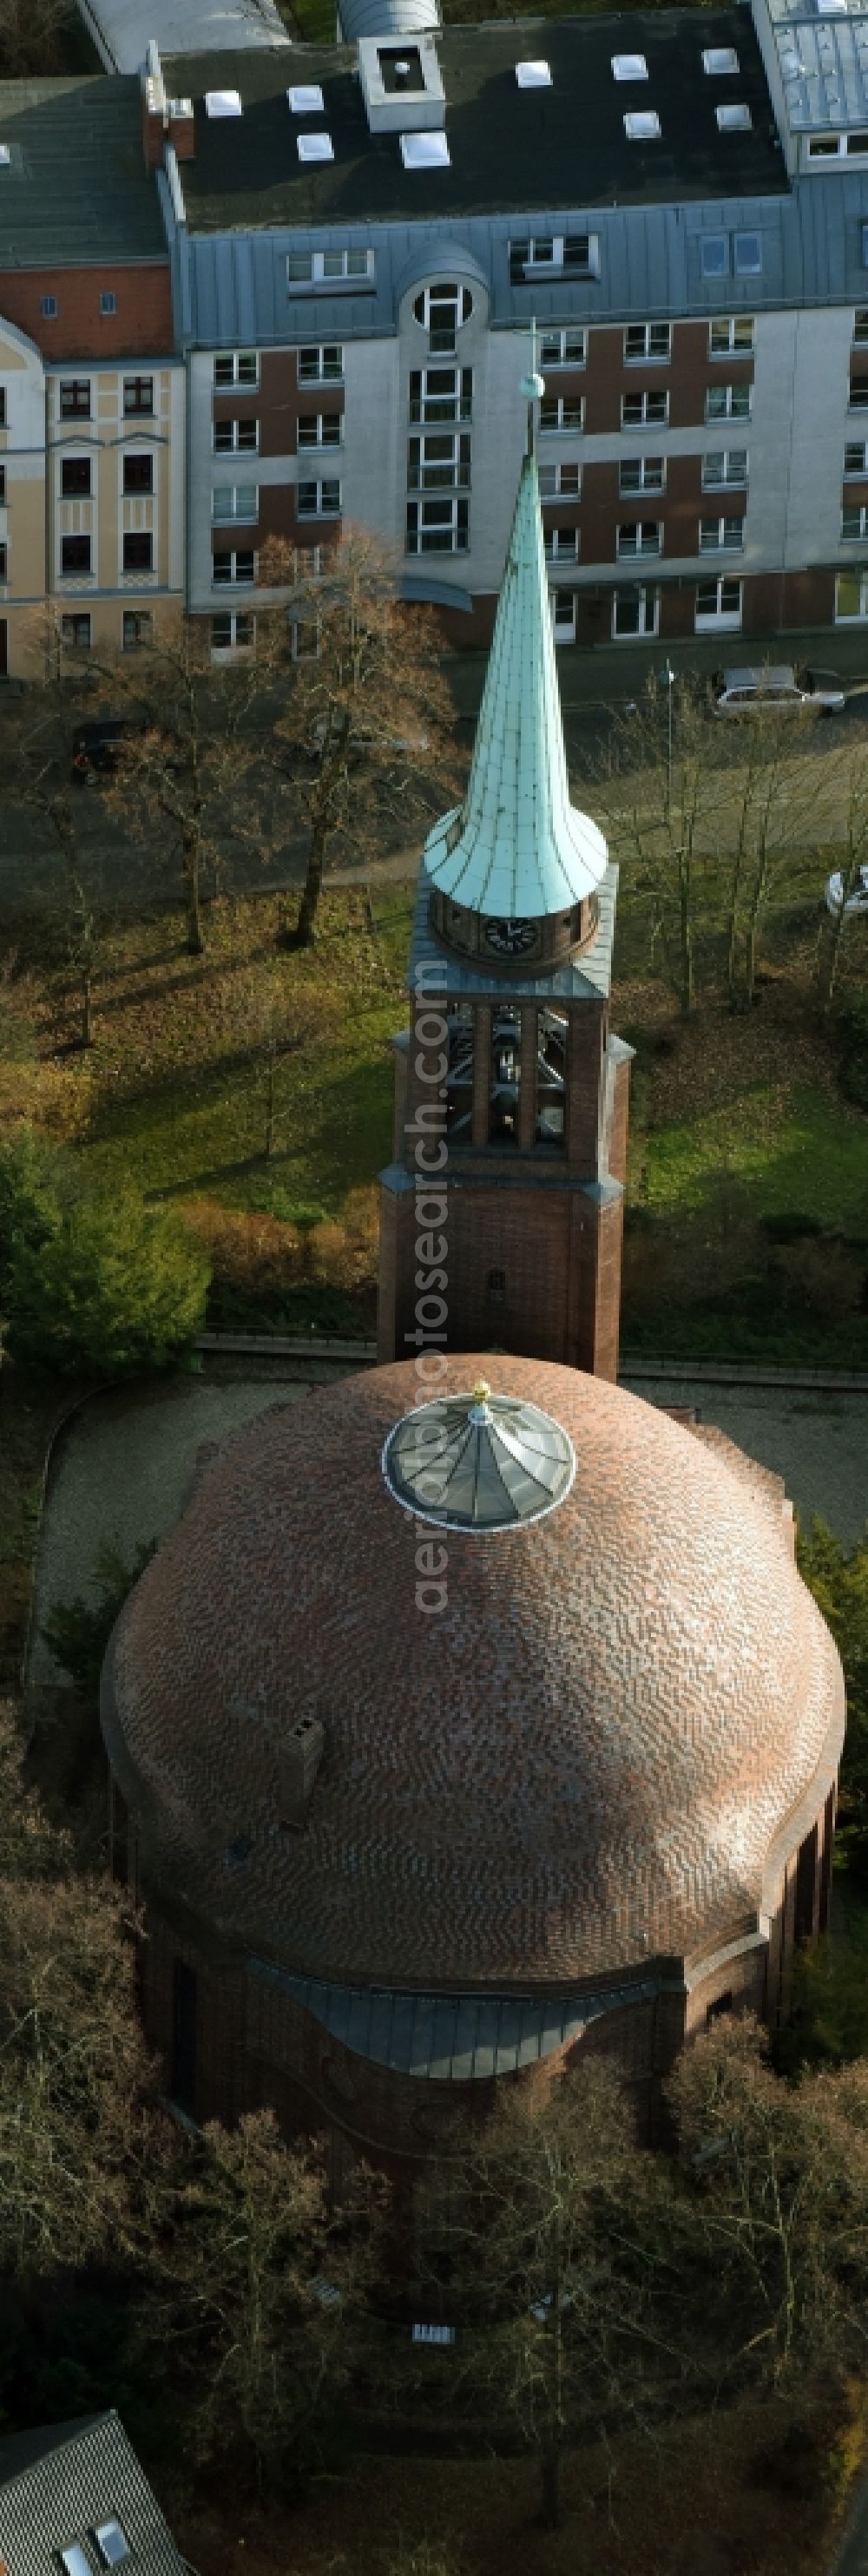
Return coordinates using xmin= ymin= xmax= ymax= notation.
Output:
xmin=0 ymin=266 xmax=173 ymax=363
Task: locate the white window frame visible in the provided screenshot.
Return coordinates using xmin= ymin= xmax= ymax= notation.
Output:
xmin=409 ymin=365 xmax=472 ymax=425
xmin=709 ymin=316 xmax=754 ymax=356
xmin=733 ymin=231 xmax=762 ymax=276
xmin=212 ymin=548 xmax=258 ymax=586
xmin=412 ymin=282 xmax=472 ymax=333
xmin=624 ymin=322 xmax=672 ymax=365
xmin=845 ymin=441 xmax=868 ymax=477
xmin=694 ymin=575 xmax=742 ymax=631
xmin=296 ymin=477 xmax=341 ymax=518
xmin=213 ymin=417 xmax=260 ymax=455
xmin=549 ymin=587 xmax=576 ymax=641
xmin=510 ymin=233 xmax=598 ymax=275
xmin=612 ymin=583 xmax=659 ymax=639
xmin=407 ymin=430 xmax=471 ymax=491
xmin=286 ymin=247 xmax=374 ymax=289
xmin=61 ymin=612 xmax=92 ymax=650
xmin=621 ymin=389 xmax=669 ymax=429
xmin=538 ymin=328 xmax=586 ymax=368
xmin=211 ymin=609 xmax=256 ymax=656
xmin=405 ymin=494 xmax=469 ymax=554
xmin=213 ymin=352 xmax=259 ymax=388
xmin=297 ymin=410 xmax=344 ymax=450
xmin=122 ymin=608 xmax=152 ymax=651
xmin=616 ymin=520 xmax=662 ymax=559
xmin=619 ymin=455 xmax=665 ymax=495
xmin=699 ymin=513 xmax=745 ymax=551
xmin=701 ymin=235 xmax=729 ymax=279
xmin=538 ymin=394 xmax=584 ymax=434
xmin=842 ymin=503 xmax=868 ymax=539
xmin=543 ymin=526 xmax=580 ymax=561
xmin=836 ymin=566 xmax=868 ymax=620
xmin=706 ymin=381 xmax=752 ymax=422
xmin=538 ymin=462 xmax=581 ymax=498
xmin=701 ymin=449 xmax=748 ymax=489
xmin=297 ymin=343 xmax=344 ymax=381
xmin=211 ymin=483 xmax=259 ymax=522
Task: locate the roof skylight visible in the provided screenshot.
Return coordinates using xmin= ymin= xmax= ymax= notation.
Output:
xmin=515 ymin=58 xmax=552 ymax=85
xmin=287 ymin=83 xmax=325 ymax=112
xmin=61 ymin=2550 xmax=91 ymax=2576
xmin=94 ymin=2528 xmax=129 ymax=2570
xmin=702 ymin=44 xmax=740 ymax=72
xmin=0 ymin=144 xmax=10 ymax=165
xmin=716 ymin=101 xmax=753 ymax=128
xmin=624 ymin=108 xmax=661 ymax=136
xmin=612 ymin=51 xmax=648 ymax=78
xmin=205 ymin=89 xmax=242 ymax=116
xmin=297 ymin=130 xmax=334 ymax=160
xmin=399 ymin=128 xmax=450 ymax=166
xmin=817 ymin=1 xmax=847 ymax=15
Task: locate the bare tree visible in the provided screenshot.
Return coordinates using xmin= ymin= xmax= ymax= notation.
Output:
xmin=0 ymin=0 xmax=72 ymax=74
xmin=106 ymin=614 xmax=277 ymax=956
xmin=815 ymin=744 xmax=868 ymax=1014
xmin=0 ymin=668 xmax=121 ymax=1049
xmin=595 ymin=677 xmax=725 ymax=1017
xmin=260 ymin=529 xmax=457 ymax=948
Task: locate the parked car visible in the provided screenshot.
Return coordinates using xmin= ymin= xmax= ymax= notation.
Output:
xmin=71 ymin=715 xmax=135 ymax=784
xmin=713 ymin=664 xmax=845 ymax=717
xmin=825 ymin=862 xmax=868 ymax=917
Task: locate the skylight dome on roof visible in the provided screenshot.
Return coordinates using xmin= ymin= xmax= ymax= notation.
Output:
xmin=205 ymin=89 xmax=242 ymax=117
xmin=297 ymin=130 xmax=334 ymax=161
xmin=383 ymin=1383 xmax=576 ymax=1533
xmin=702 ymin=44 xmax=740 ymax=71
xmin=624 ymin=107 xmax=661 ymax=136
xmin=288 ymin=83 xmax=325 ymax=112
xmin=716 ymin=100 xmax=752 ymax=127
xmin=400 ymin=128 xmax=450 ymax=165
xmin=612 ymin=51 xmax=648 ymax=78
xmin=516 ymin=58 xmax=552 ymax=85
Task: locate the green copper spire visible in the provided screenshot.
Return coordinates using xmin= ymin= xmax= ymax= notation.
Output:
xmin=424 ymin=446 xmax=608 ymax=921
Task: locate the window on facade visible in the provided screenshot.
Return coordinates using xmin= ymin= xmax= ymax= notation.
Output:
xmin=836 ymin=566 xmax=868 ymax=619
xmin=733 ymin=231 xmax=762 ymax=275
xmin=100 ymin=290 xmax=116 ymax=316
xmin=845 ymin=441 xmax=868 ymax=476
xmin=214 ymin=351 xmax=258 ymax=385
xmin=213 ymin=549 xmax=257 ymax=582
xmin=61 ymin=534 xmax=91 ymax=575
xmin=212 ymin=484 xmax=258 ymax=521
xmin=808 ymin=133 xmax=840 ymax=156
xmin=0 ymin=541 xmax=6 ymax=578
xmin=297 ymin=411 xmax=343 ymax=448
xmin=842 ymin=503 xmax=868 ymax=538
xmin=702 ymin=448 xmax=748 ymax=487
xmin=122 ymin=532 xmax=153 ymax=572
xmin=445 ymin=1004 xmax=473 ymax=1140
xmin=298 ymin=343 xmax=344 ymax=380
xmin=624 ymin=322 xmax=671 ymax=363
xmin=405 ymin=495 xmax=469 ymax=553
xmin=544 ymin=527 xmax=579 ymax=560
xmin=407 ymin=431 xmax=470 ymax=490
xmin=489 ymin=1002 xmax=521 ymax=1143
xmin=850 ymin=380 xmax=868 ymax=410
xmin=538 ymin=461 xmax=581 ymax=497
xmin=0 ymin=465 xmax=4 ymax=503
xmin=123 ymin=376 xmax=154 ymax=415
xmin=0 ymin=390 xmax=5 ymax=425
xmin=41 ymin=293 xmax=57 ymax=318
xmin=536 ymin=1007 xmax=567 ymax=1146
xmin=617 ymin=520 xmax=661 ymax=557
xmin=123 ymin=452 xmax=154 ymax=494
xmin=613 ymin=583 xmax=659 ymax=637
xmin=539 ymin=328 xmax=586 ymax=368
xmin=62 ymin=614 xmax=91 ymax=648
xmin=93 ymin=2524 xmax=128 ymax=2567
xmin=61 ymin=456 xmax=91 ymax=496
xmin=509 ymin=233 xmax=598 ymax=281
xmin=211 ymin=611 xmax=256 ymax=651
xmin=621 ymin=388 xmax=668 ymax=428
xmin=700 ymin=513 xmax=744 ymax=550
xmin=297 ymin=479 xmax=341 ymax=517
xmin=487 ymin=1267 xmax=506 ymax=1301
xmin=286 ymin=247 xmax=373 ymax=286
xmin=60 ymin=379 xmax=90 ymax=418
xmin=854 ymin=310 xmax=868 ymax=345
xmin=620 ymin=455 xmax=665 ymax=494
xmin=539 ymin=395 xmax=584 ymax=433
xmin=409 ymin=366 xmax=472 ymax=424
xmin=709 ymin=316 xmax=754 ymax=355
xmin=214 ymin=417 xmax=259 ymax=453
xmin=122 ymin=610 xmax=152 ymax=649
xmin=550 ymin=588 xmax=576 ymax=641
xmin=413 ymin=282 xmax=472 ymax=351
xmin=700 ymin=234 xmax=728 ymax=278
xmin=707 ymin=381 xmax=751 ymax=420
xmin=695 ymin=574 xmax=742 ymax=628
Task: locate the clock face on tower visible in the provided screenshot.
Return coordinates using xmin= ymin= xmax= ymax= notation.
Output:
xmin=483 ymin=917 xmax=541 ymax=958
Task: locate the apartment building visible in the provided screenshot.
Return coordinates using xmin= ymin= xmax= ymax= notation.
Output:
xmin=141 ymin=0 xmax=868 ymax=656
xmin=0 ymin=74 xmax=184 ymax=678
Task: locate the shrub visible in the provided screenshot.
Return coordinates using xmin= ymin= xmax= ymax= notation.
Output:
xmin=5 ymin=1182 xmax=209 ymax=1374
xmin=41 ymin=1539 xmax=157 ymax=1699
xmin=772 ymin=1237 xmax=864 ymax=1326
xmin=761 ymin=1211 xmax=824 ymax=1245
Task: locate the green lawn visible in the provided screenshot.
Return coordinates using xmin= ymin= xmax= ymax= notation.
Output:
xmin=642 ymin=1083 xmax=868 ymax=1233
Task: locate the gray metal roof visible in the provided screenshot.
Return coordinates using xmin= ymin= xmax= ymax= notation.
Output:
xmin=383 ymin=1384 xmax=576 ymax=1532
xmin=410 ymin=863 xmax=618 ymax=1004
xmin=0 ymin=2413 xmax=187 ymax=2576
xmin=766 ymin=0 xmax=868 ymax=129
xmin=0 ymin=77 xmax=168 ymax=264
xmin=253 ymin=1960 xmax=661 ymax=2077
xmin=80 ymin=0 xmax=288 ymax=75
xmin=337 ymin=0 xmax=440 ymax=40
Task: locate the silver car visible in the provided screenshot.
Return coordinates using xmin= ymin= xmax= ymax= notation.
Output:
xmin=713 ymin=663 xmax=845 ymax=717
xmin=825 ymin=863 xmax=868 ymax=917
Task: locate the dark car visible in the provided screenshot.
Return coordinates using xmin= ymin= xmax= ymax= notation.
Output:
xmin=71 ymin=716 xmax=135 ymax=785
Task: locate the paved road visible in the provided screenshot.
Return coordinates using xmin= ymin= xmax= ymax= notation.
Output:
xmin=621 ymin=1374 xmax=868 ymax=1544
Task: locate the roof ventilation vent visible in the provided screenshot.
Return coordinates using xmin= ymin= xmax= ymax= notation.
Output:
xmin=278 ymin=1715 xmax=326 ymax=1829
xmin=716 ymin=101 xmax=752 ymax=128
xmin=612 ymin=51 xmax=648 ymax=79
xmin=702 ymin=44 xmax=740 ymax=72
xmin=205 ymin=89 xmax=242 ymax=117
xmin=516 ymin=58 xmax=552 ymax=85
xmin=400 ymin=127 xmax=450 ymax=164
xmin=288 ymin=82 xmax=325 ymax=112
xmin=624 ymin=107 xmax=661 ymax=137
xmin=297 ymin=129 xmax=334 ymax=161
xmin=358 ymin=30 xmax=444 ymax=132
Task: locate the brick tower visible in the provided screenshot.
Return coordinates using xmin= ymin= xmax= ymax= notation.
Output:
xmin=378 ymin=386 xmax=632 ymax=1377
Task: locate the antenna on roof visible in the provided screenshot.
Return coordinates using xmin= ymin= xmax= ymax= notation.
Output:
xmin=520 ymin=318 xmax=545 ymax=457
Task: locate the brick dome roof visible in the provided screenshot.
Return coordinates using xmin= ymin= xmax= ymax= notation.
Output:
xmin=103 ymin=1357 xmax=843 ymax=1990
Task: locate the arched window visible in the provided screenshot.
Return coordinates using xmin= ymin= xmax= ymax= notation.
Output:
xmin=413 ymin=282 xmax=473 ymax=352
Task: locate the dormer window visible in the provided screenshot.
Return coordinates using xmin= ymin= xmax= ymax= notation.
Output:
xmin=413 ymin=282 xmax=472 ymax=351
xmin=509 ymin=233 xmax=599 ymax=283
xmin=94 ymin=2527 xmax=129 ymax=2568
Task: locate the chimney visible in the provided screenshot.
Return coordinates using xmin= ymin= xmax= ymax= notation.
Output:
xmin=168 ymin=96 xmax=195 ymax=161
xmin=141 ymin=42 xmax=167 ymax=168
xmin=278 ymin=1715 xmax=325 ymax=1828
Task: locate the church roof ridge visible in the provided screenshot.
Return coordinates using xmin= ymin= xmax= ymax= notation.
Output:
xmin=423 ymin=447 xmax=608 ymax=922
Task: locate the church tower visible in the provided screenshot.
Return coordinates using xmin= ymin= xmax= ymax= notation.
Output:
xmin=378 ymin=384 xmax=632 ymax=1377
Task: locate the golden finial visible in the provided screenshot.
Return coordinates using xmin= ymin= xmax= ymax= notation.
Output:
xmin=471 ymin=1377 xmax=492 ymax=1404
